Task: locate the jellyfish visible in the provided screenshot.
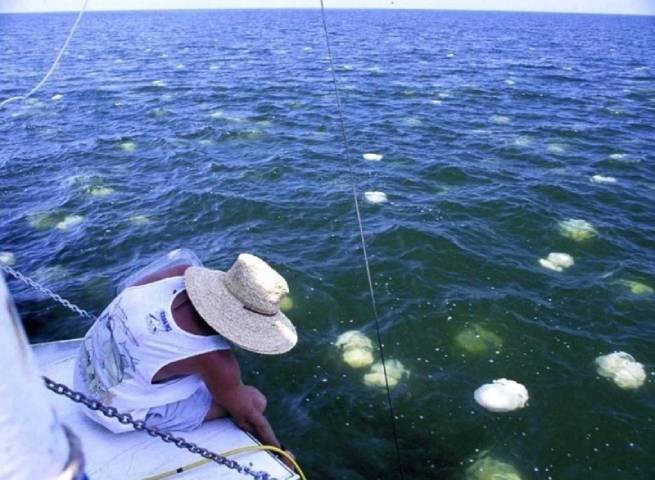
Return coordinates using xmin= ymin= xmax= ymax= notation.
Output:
xmin=558 ymin=218 xmax=598 ymax=241
xmin=336 ymin=330 xmax=375 ymax=369
xmin=595 ymin=352 xmax=646 ymax=389
xmin=129 ymin=215 xmax=152 ymax=225
xmin=590 ymin=175 xmax=617 ymax=184
xmin=474 ymin=379 xmax=529 ymax=412
xmin=56 ymin=215 xmax=84 ymax=230
xmin=86 ymin=186 xmax=115 ymax=197
xmin=120 ymin=141 xmax=137 ymax=152
xmin=363 ymin=359 xmax=409 ymax=389
xmin=465 ymin=454 xmax=523 ymax=480
xmin=539 ymin=252 xmax=574 ymax=272
xmin=454 ymin=324 xmax=503 ymax=355
xmin=490 ymin=115 xmax=510 ymax=125
xmin=0 ymin=251 xmax=16 ymax=266
xmin=279 ymin=295 xmax=294 ymax=312
xmin=618 ymin=280 xmax=653 ymax=295
xmin=363 ymin=153 xmax=383 ymax=161
xmin=364 ymin=191 xmax=388 ymax=204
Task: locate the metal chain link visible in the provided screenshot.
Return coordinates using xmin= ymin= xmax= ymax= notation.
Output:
xmin=0 ymin=261 xmax=96 ymax=320
xmin=0 ymin=261 xmax=276 ymax=480
xmin=42 ymin=377 xmax=274 ymax=480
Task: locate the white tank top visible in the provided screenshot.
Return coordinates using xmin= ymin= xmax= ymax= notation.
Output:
xmin=73 ymin=276 xmax=230 ymax=432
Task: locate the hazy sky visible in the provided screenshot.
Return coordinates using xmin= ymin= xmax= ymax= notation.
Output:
xmin=2 ymin=0 xmax=654 ymax=15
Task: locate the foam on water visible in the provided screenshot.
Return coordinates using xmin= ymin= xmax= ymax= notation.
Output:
xmin=51 ymin=94 xmax=63 ymax=101
xmin=0 ymin=251 xmax=16 ymax=266
xmin=474 ymin=379 xmax=529 ymax=412
xmin=595 ymin=352 xmax=646 ymax=389
xmin=364 ymin=191 xmax=388 ymax=204
xmin=152 ymin=80 xmax=166 ymax=87
xmin=559 ymin=218 xmax=598 ymax=241
xmin=362 ymin=153 xmax=383 ymax=161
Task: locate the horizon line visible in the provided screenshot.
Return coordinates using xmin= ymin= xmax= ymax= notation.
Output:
xmin=1 ymin=7 xmax=654 ymax=16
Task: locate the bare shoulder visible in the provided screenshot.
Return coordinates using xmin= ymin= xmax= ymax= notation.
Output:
xmin=130 ymin=264 xmax=191 ymax=287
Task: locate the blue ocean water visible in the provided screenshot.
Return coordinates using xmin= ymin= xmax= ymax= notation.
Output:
xmin=1 ymin=9 xmax=655 ymax=479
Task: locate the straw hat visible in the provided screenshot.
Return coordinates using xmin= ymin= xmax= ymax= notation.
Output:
xmin=184 ymin=253 xmax=297 ymax=355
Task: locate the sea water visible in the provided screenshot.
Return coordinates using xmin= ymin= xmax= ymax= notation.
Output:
xmin=0 ymin=9 xmax=653 ymax=479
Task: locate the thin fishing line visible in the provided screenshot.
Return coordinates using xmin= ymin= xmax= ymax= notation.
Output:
xmin=0 ymin=0 xmax=89 ymax=110
xmin=318 ymin=2 xmax=404 ymax=478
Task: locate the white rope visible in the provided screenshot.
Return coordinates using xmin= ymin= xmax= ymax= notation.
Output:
xmin=0 ymin=0 xmax=89 ymax=110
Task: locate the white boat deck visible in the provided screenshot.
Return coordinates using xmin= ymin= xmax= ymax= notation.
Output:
xmin=34 ymin=339 xmax=297 ymax=480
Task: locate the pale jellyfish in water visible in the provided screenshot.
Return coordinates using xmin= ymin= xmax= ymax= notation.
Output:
xmin=28 ymin=211 xmax=59 ymax=230
xmin=558 ymin=218 xmax=598 ymax=241
xmin=539 ymin=252 xmax=574 ymax=272
xmin=86 ymin=186 xmax=115 ymax=197
xmin=129 ymin=215 xmax=152 ymax=225
xmin=335 ymin=330 xmax=375 ymax=369
xmin=590 ymin=174 xmax=617 ymax=184
xmin=595 ymin=352 xmax=646 ymax=389
xmin=56 ymin=215 xmax=84 ymax=230
xmin=0 ymin=251 xmax=16 ymax=266
xmin=465 ymin=454 xmax=523 ymax=480
xmin=454 ymin=324 xmax=503 ymax=355
xmin=618 ymin=280 xmax=654 ymax=295
xmin=363 ymin=359 xmax=409 ymax=389
xmin=279 ymin=295 xmax=294 ymax=312
xmin=342 ymin=349 xmax=375 ymax=369
xmin=362 ymin=153 xmax=383 ymax=161
xmin=490 ymin=115 xmax=510 ymax=125
xmin=474 ymin=379 xmax=529 ymax=413
xmin=364 ymin=191 xmax=388 ymax=204
xmin=120 ymin=141 xmax=137 ymax=152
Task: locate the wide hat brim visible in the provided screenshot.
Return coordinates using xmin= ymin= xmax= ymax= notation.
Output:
xmin=184 ymin=267 xmax=297 ymax=355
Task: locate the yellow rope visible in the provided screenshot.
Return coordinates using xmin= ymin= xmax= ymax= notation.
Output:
xmin=142 ymin=444 xmax=307 ymax=480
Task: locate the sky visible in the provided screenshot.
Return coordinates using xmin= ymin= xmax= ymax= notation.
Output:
xmin=1 ymin=0 xmax=654 ymax=15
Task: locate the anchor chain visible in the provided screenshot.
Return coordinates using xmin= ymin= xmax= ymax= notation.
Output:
xmin=1 ymin=260 xmax=276 ymax=480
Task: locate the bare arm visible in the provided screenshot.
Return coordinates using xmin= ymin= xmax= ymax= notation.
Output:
xmin=197 ymin=350 xmax=281 ymax=448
